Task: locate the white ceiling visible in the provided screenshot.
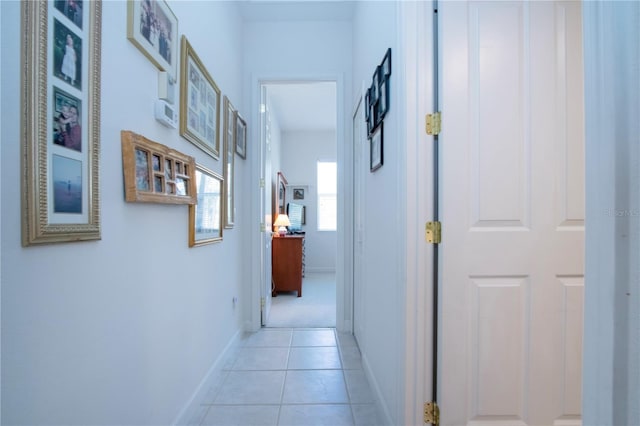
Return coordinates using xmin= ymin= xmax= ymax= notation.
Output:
xmin=266 ymin=82 xmax=337 ymax=132
xmin=239 ymin=1 xmax=345 ymax=132
xmin=238 ymin=0 xmax=356 ymax=22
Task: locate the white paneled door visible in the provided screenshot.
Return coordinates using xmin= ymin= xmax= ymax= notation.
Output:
xmin=439 ymin=2 xmax=585 ymax=425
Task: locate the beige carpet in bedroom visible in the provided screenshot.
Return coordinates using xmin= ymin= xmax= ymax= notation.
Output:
xmin=266 ymin=272 xmax=336 ymax=328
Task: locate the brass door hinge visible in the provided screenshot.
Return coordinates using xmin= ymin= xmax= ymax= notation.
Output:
xmin=425 ymin=221 xmax=442 ymax=244
xmin=424 ymin=401 xmax=440 ymax=425
xmin=260 ymin=297 xmax=266 ymax=308
xmin=426 ymin=112 xmax=441 ymax=135
xmin=260 ymin=178 xmax=266 ymax=188
xmin=260 ymin=223 xmax=266 ymax=232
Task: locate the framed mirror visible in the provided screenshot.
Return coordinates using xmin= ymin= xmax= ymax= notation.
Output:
xmin=276 ymin=171 xmax=287 ymax=215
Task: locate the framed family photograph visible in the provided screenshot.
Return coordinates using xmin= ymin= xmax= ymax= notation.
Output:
xmin=127 ymin=0 xmax=178 ymax=79
xmin=189 ymin=165 xmax=224 ymax=247
xmin=370 ymin=122 xmax=383 ymax=172
xmin=21 ymin=0 xmax=102 ymax=246
xmin=121 ymin=130 xmax=196 ymax=205
xmin=222 ymin=96 xmax=236 ymax=228
xmin=180 ymin=35 xmax=221 ymax=159
xmin=235 ymin=112 xmax=247 ymax=159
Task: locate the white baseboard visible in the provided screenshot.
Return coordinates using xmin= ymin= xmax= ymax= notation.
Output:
xmin=304 ymin=267 xmax=336 ymax=274
xmin=172 ymin=329 xmax=242 ymax=425
xmin=361 ymin=352 xmax=394 ymax=426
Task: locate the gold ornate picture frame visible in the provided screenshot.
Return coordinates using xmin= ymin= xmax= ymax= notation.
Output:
xmin=223 ymin=96 xmax=236 ymax=228
xmin=126 ymin=0 xmax=178 ymax=79
xmin=21 ymin=0 xmax=102 ymax=246
xmin=179 ymin=35 xmax=221 ymax=159
xmin=121 ymin=130 xmax=196 ymax=205
xmin=235 ymin=112 xmax=247 ymax=159
xmin=189 ymin=165 xmax=223 ymax=247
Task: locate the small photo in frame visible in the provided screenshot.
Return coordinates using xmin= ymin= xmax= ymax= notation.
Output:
xmin=370 ymin=122 xmax=383 ymax=172
xmin=370 ymin=74 xmax=379 ymax=105
xmin=293 ymin=188 xmax=305 ymax=200
xmin=235 ymin=112 xmax=247 ymax=159
xmin=52 ymin=86 xmax=82 ymax=152
xmin=381 ymin=48 xmax=392 ymax=78
xmin=378 ymin=78 xmax=388 ymax=121
xmin=53 ymin=19 xmax=82 ymax=90
xmin=52 ymin=154 xmax=82 ymax=214
xmin=54 ymin=0 xmax=84 ymax=29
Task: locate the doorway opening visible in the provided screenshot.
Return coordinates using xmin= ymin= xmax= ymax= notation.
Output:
xmin=259 ymin=81 xmax=339 ymax=328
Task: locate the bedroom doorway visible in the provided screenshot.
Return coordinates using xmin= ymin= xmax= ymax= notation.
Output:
xmin=259 ymin=81 xmax=339 ymax=328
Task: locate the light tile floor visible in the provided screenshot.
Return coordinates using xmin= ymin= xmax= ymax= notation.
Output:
xmin=188 ymin=328 xmax=386 ymax=426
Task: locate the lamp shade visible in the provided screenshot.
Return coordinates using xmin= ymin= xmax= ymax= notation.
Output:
xmin=274 ymin=214 xmax=291 ymax=227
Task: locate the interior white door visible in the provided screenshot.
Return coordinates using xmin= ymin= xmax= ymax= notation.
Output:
xmin=260 ymin=85 xmax=273 ymax=326
xmin=352 ymin=93 xmax=366 ymax=344
xmin=438 ymin=2 xmax=585 ymax=425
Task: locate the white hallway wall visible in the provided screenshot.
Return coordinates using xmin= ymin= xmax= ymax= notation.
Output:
xmin=281 ymin=130 xmax=337 ymax=273
xmin=351 ymin=2 xmax=406 ymax=424
xmin=1 ymin=1 xmax=246 ymax=424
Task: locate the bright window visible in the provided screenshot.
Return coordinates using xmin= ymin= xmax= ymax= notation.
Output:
xmin=317 ymin=161 xmax=337 ymax=231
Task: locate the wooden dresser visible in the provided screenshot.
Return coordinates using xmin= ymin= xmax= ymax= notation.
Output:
xmin=272 ymin=235 xmax=304 ymax=297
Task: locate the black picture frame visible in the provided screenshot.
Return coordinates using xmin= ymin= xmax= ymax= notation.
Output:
xmin=370 ymin=122 xmax=383 ymax=172
xmin=381 ymin=48 xmax=392 ymax=78
xmin=378 ymin=78 xmax=389 ymax=121
xmin=366 ymin=50 xmax=392 ymax=137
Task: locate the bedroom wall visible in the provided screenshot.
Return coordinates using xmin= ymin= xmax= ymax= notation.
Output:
xmin=1 ymin=1 xmax=246 ymax=424
xmin=281 ymin=129 xmax=337 ymax=273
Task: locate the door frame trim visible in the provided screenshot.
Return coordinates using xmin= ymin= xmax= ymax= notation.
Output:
xmin=398 ymin=1 xmax=436 ymax=423
xmin=247 ymin=73 xmax=349 ymax=332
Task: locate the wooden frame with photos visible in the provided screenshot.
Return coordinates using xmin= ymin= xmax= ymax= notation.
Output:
xmin=235 ymin=112 xmax=247 ymax=159
xmin=180 ymin=35 xmax=221 ymax=159
xmin=222 ymin=96 xmax=236 ymax=228
xmin=370 ymin=122 xmax=384 ymax=172
xmin=189 ymin=165 xmax=223 ymax=247
xmin=126 ymin=0 xmax=178 ymax=79
xmin=121 ymin=130 xmax=196 ymax=205
xmin=21 ymin=0 xmax=102 ymax=246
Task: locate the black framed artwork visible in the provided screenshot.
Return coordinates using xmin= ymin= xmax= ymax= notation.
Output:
xmin=370 ymin=122 xmax=383 ymax=172
xmin=366 ymin=48 xmax=391 ymax=137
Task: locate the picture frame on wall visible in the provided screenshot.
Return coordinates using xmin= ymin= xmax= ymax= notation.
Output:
xmin=378 ymin=78 xmax=388 ymax=121
xmin=381 ymin=47 xmax=392 ymax=78
xmin=235 ymin=112 xmax=247 ymax=159
xmin=223 ymin=96 xmax=236 ymax=228
xmin=189 ymin=165 xmax=223 ymax=247
xmin=366 ymin=48 xmax=392 ymax=138
xmin=126 ymin=0 xmax=178 ymax=79
xmin=121 ymin=131 xmax=196 ymax=205
xmin=293 ymin=188 xmax=305 ymax=200
xmin=21 ymin=0 xmax=102 ymax=246
xmin=179 ymin=35 xmax=221 ymax=159
xmin=370 ymin=122 xmax=383 ymax=172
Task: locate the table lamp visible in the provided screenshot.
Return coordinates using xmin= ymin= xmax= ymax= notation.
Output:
xmin=273 ymin=214 xmax=290 ymax=236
